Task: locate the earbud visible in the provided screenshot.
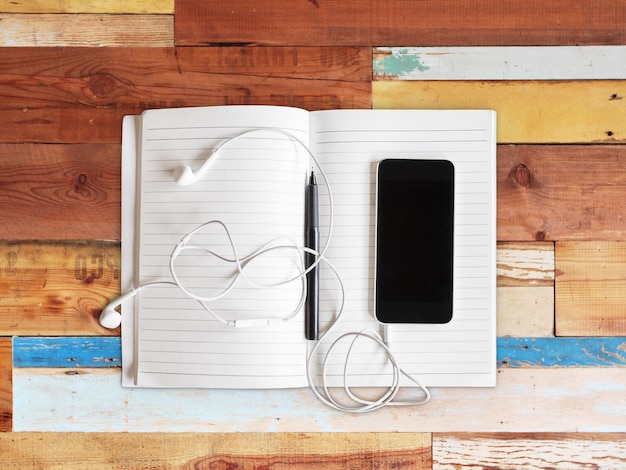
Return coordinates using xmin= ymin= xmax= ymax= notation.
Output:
xmin=99 ymin=289 xmax=140 ymax=329
xmin=173 ymin=153 xmax=216 ymax=186
xmin=172 ymin=164 xmax=197 ymax=186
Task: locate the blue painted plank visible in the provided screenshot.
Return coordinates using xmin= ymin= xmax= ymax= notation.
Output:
xmin=12 ymin=336 xmax=626 ymax=368
xmin=498 ymin=337 xmax=626 ymax=368
xmin=13 ymin=336 xmax=121 ymax=368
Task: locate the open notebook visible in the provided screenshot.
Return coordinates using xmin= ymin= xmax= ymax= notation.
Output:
xmin=120 ymin=105 xmax=497 ymax=389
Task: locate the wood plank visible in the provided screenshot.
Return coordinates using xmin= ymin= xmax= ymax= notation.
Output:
xmin=175 ymin=0 xmax=626 ymax=47
xmin=14 ymin=336 xmax=626 ymax=369
xmin=556 ymin=241 xmax=626 ymax=336
xmin=497 ymin=145 xmax=626 ymax=241
xmin=433 ymin=433 xmax=626 ymax=469
xmin=374 ymin=81 xmax=626 ymax=143
xmin=374 ymin=46 xmax=626 ymax=80
xmin=13 ymin=367 xmax=626 ymax=432
xmin=13 ymin=337 xmax=121 ymax=368
xmin=0 ymin=144 xmax=121 ymax=240
xmin=0 ymin=241 xmax=120 ymax=336
xmin=1 ymin=0 xmax=173 ymax=14
xmin=0 ymin=14 xmax=173 ymax=47
xmin=497 ymin=287 xmax=554 ymax=338
xmin=0 ymin=338 xmax=11 ymax=432
xmin=0 ymin=47 xmax=371 ymax=143
xmin=497 ymin=242 xmax=554 ymax=287
xmin=1 ymin=432 xmax=431 ymax=469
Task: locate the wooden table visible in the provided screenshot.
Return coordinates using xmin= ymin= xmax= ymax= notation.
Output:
xmin=2 ymin=1 xmax=626 ymax=468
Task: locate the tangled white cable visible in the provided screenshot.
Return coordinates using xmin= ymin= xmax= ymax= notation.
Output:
xmin=100 ymin=127 xmax=431 ymax=413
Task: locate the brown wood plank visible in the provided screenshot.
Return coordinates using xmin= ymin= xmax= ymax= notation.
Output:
xmin=555 ymin=241 xmax=626 ymax=336
xmin=0 ymin=144 xmax=121 ymax=240
xmin=0 ymin=241 xmax=120 ymax=336
xmin=498 ymin=145 xmax=626 ymax=241
xmin=175 ymin=0 xmax=626 ymax=46
xmin=433 ymin=433 xmax=626 ymax=469
xmin=0 ymin=14 xmax=173 ymax=47
xmin=1 ymin=432 xmax=431 ymax=468
xmin=0 ymin=338 xmax=11 ymax=432
xmin=0 ymin=47 xmax=371 ymax=143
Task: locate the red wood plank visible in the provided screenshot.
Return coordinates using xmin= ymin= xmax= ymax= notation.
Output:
xmin=0 ymin=144 xmax=121 ymax=240
xmin=0 ymin=47 xmax=371 ymax=143
xmin=175 ymin=0 xmax=626 ymax=46
xmin=498 ymin=145 xmax=626 ymax=241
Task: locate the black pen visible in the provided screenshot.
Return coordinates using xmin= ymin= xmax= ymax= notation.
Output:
xmin=305 ymin=170 xmax=319 ymax=340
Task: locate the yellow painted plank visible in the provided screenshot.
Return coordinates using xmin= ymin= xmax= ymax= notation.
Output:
xmin=0 ymin=0 xmax=173 ymax=14
xmin=555 ymin=241 xmax=626 ymax=336
xmin=1 ymin=432 xmax=431 ymax=469
xmin=0 ymin=14 xmax=173 ymax=47
xmin=374 ymin=81 xmax=626 ymax=143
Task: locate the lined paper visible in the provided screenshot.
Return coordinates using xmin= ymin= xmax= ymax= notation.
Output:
xmin=308 ymin=110 xmax=497 ymax=387
xmin=134 ymin=106 xmax=311 ymax=388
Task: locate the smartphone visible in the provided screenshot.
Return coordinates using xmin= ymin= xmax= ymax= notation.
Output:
xmin=375 ymin=159 xmax=454 ymax=324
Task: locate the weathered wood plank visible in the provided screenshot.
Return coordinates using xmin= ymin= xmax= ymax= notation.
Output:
xmin=433 ymin=433 xmax=626 ymax=470
xmin=1 ymin=0 xmax=173 ymax=14
xmin=497 ymin=145 xmax=626 ymax=241
xmin=497 ymin=287 xmax=554 ymax=338
xmin=0 ymin=338 xmax=11 ymax=432
xmin=13 ymin=337 xmax=121 ymax=368
xmin=497 ymin=242 xmax=554 ymax=287
xmin=175 ymin=0 xmax=626 ymax=47
xmin=0 ymin=47 xmax=371 ymax=143
xmin=1 ymin=432 xmax=431 ymax=469
xmin=0 ymin=144 xmax=121 ymax=240
xmin=374 ymin=81 xmax=626 ymax=143
xmin=0 ymin=14 xmax=173 ymax=47
xmin=374 ymin=46 xmax=626 ymax=80
xmin=556 ymin=241 xmax=626 ymax=336
xmin=15 ymin=336 xmax=626 ymax=369
xmin=13 ymin=367 xmax=626 ymax=432
xmin=0 ymin=241 xmax=120 ymax=336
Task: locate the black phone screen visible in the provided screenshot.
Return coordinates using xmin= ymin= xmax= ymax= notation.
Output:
xmin=375 ymin=159 xmax=454 ymax=324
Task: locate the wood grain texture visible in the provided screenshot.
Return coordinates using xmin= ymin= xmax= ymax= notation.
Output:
xmin=0 ymin=241 xmax=120 ymax=336
xmin=497 ymin=242 xmax=554 ymax=287
xmin=0 ymin=338 xmax=11 ymax=432
xmin=175 ymin=0 xmax=626 ymax=46
xmin=0 ymin=47 xmax=371 ymax=143
xmin=497 ymin=145 xmax=626 ymax=241
xmin=556 ymin=241 xmax=626 ymax=336
xmin=433 ymin=433 xmax=626 ymax=470
xmin=1 ymin=0 xmax=173 ymax=14
xmin=374 ymin=46 xmax=626 ymax=80
xmin=0 ymin=144 xmax=121 ymax=240
xmin=0 ymin=14 xmax=173 ymax=47
xmin=374 ymin=80 xmax=626 ymax=144
xmin=13 ymin=368 xmax=626 ymax=432
xmin=0 ymin=432 xmax=431 ymax=469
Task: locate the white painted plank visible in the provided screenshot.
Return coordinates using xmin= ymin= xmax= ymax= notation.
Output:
xmin=13 ymin=368 xmax=626 ymax=432
xmin=374 ymin=46 xmax=626 ymax=80
xmin=497 ymin=286 xmax=554 ymax=337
